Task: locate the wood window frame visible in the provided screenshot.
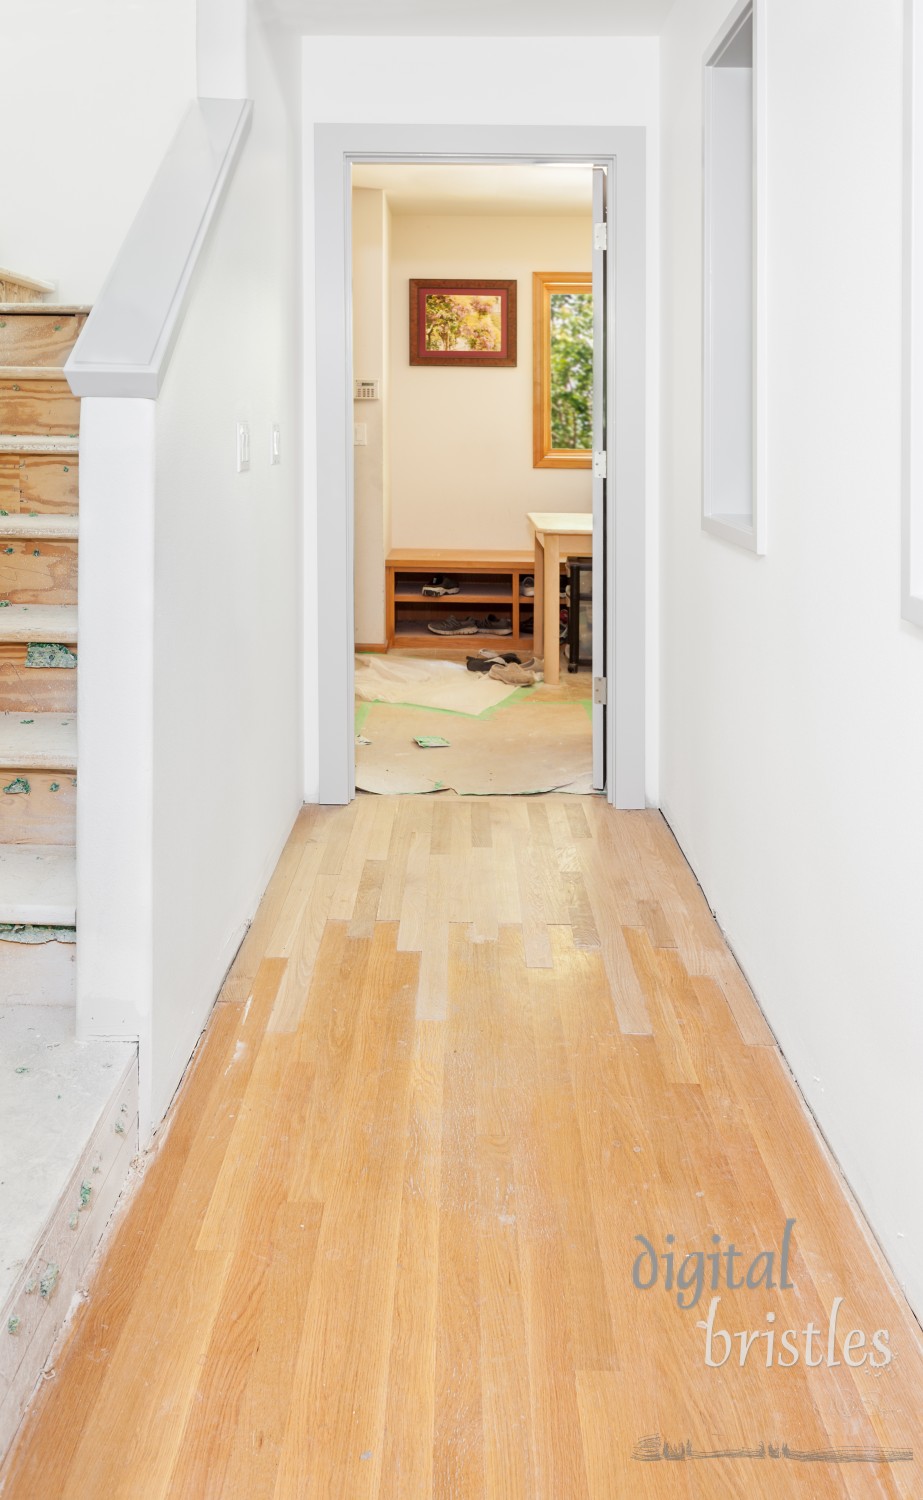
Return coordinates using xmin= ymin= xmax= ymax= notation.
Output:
xmin=532 ymin=270 xmax=592 ymax=470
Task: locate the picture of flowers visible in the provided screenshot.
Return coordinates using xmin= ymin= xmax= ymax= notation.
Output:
xmin=409 ymin=279 xmax=517 ymax=367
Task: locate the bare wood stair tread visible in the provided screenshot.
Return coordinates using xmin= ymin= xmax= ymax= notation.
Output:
xmin=0 ymin=713 xmax=76 ymax=771
xmin=0 ymin=367 xmax=71 ymax=382
xmin=0 ymin=844 xmax=75 ymax=925
xmin=0 ymin=305 xmax=90 ymax=317
xmin=0 ymin=514 xmax=78 ymax=541
xmin=0 ymin=605 xmax=77 ymax=643
xmin=0 ymin=435 xmax=79 ymax=454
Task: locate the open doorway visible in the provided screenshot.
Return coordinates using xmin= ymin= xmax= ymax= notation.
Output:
xmin=350 ymin=161 xmax=602 ymax=796
xmin=312 ymin=123 xmax=646 ymax=809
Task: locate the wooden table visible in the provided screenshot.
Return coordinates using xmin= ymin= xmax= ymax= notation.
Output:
xmin=527 ymin=512 xmax=593 ymax=685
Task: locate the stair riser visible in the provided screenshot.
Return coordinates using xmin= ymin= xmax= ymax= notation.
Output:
xmin=0 ymin=935 xmax=75 ymax=1005
xmin=0 ymin=280 xmax=44 ymax=304
xmin=0 ymin=453 xmax=78 ymax=513
xmin=0 ymin=380 xmax=79 ymax=437
xmin=0 ymin=646 xmax=77 ymax=712
xmin=0 ymin=540 xmax=77 ymax=605
xmin=0 ymin=314 xmax=86 ymax=367
xmin=0 ymin=770 xmax=75 ymax=844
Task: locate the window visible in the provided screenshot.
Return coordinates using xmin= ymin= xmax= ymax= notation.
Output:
xmin=905 ymin=0 xmax=923 ymax=625
xmin=703 ymin=0 xmax=766 ymax=553
xmin=532 ymin=271 xmax=593 ymax=469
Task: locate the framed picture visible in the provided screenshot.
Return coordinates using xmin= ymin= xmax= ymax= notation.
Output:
xmin=409 ymin=279 xmax=517 ymax=367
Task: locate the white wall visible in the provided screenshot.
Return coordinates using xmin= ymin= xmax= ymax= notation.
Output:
xmin=389 ymin=213 xmax=592 ymax=553
xmin=147 ymin=11 xmax=302 ymax=1130
xmin=0 ymin=0 xmax=195 ymax=304
xmin=352 ymin=188 xmax=391 ymax=646
xmin=302 ymin=36 xmax=661 ymax=799
xmin=661 ymin=0 xmax=923 ymax=1314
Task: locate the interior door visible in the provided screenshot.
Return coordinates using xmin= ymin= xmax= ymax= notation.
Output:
xmin=591 ymin=166 xmax=607 ymax=790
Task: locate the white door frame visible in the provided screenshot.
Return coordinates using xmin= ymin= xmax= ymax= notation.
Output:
xmin=312 ymin=123 xmax=646 ymax=807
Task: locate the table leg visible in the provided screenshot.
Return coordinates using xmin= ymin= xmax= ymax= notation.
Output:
xmin=533 ymin=533 xmax=544 ymax=657
xmin=543 ymin=532 xmax=561 ymax=685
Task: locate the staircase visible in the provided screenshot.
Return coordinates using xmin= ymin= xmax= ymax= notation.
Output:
xmin=0 ymin=269 xmax=83 ymax=1001
xmin=0 ymin=271 xmax=139 ymax=1459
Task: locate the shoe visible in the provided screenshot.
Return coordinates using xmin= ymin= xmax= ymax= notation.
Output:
xmin=427 ymin=614 xmax=478 ymax=635
xmin=488 ymin=662 xmax=536 ymax=686
xmin=476 ymin=614 xmax=513 ymax=635
xmin=421 ymin=575 xmax=460 ymax=597
xmin=466 ymin=655 xmax=500 ymax=672
xmin=476 ymin=648 xmax=520 ymax=662
xmin=520 ymin=575 xmax=535 ymax=596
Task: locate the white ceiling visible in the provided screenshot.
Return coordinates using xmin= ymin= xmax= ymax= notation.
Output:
xmin=261 ymin=0 xmax=676 ymax=36
xmin=351 ymin=163 xmax=594 ymax=217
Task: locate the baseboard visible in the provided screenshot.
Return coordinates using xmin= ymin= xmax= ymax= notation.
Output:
xmin=356 ymin=642 xmax=388 ymax=653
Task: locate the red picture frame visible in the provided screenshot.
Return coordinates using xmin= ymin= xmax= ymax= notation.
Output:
xmin=409 ymin=279 xmax=517 ymax=367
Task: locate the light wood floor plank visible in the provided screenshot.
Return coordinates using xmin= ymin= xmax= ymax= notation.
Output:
xmin=3 ymin=797 xmax=922 ymax=1500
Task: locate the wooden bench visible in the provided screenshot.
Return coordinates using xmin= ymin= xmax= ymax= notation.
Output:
xmin=385 ymin=548 xmax=537 ymax=651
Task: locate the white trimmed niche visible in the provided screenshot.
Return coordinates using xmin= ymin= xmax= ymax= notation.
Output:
xmin=703 ymin=0 xmax=767 ymax=554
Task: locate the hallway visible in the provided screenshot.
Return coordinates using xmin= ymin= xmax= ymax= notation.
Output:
xmin=3 ymin=795 xmax=922 ymax=1498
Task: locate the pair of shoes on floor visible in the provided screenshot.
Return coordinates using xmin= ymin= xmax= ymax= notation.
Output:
xmin=421 ymin=575 xmax=459 ymax=597
xmin=465 ymin=648 xmax=540 ymax=685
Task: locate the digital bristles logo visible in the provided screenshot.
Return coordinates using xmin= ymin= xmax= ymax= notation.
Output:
xmin=629 ymin=1218 xmax=914 ymax=1468
xmin=632 ymin=1219 xmax=891 ymax=1368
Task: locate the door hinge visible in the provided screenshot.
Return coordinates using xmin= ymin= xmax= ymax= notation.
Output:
xmin=594 ymin=221 xmax=608 ymax=251
xmin=593 ymin=450 xmax=607 ymax=479
xmin=593 ymin=676 xmax=608 ymax=706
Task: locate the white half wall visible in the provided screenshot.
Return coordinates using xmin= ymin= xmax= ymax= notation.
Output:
xmin=661 ymin=0 xmax=923 ymax=1314
xmin=0 ymin=0 xmax=195 ymax=303
xmin=147 ymin=12 xmax=302 ymax=1133
xmin=302 ymin=35 xmax=661 ymax=802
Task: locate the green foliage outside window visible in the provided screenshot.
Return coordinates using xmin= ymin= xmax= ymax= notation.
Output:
xmin=549 ymin=292 xmax=593 ymax=451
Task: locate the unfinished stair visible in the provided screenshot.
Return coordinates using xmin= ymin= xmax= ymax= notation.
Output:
xmin=0 ymin=276 xmax=85 ymax=1004
xmin=0 ymin=274 xmax=138 ymax=1462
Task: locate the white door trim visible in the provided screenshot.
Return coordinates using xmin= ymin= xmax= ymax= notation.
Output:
xmin=311 ymin=123 xmax=646 ymax=808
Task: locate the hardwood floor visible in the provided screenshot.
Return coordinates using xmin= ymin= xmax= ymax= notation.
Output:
xmin=3 ymin=795 xmax=922 ymax=1498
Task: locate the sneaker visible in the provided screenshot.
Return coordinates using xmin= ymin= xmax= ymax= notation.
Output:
xmin=427 ymin=614 xmax=478 ymax=635
xmin=488 ymin=662 xmax=536 ymax=686
xmin=421 ymin=575 xmax=460 ymax=597
xmin=520 ymin=575 xmax=535 ymax=596
xmin=476 ymin=613 xmax=513 ymax=635
xmin=466 ymin=655 xmax=501 ymax=672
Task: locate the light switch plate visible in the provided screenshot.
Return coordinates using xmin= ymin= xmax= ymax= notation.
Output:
xmin=354 ymin=423 xmax=367 ymax=447
xmin=236 ymin=422 xmax=251 ymax=473
xmin=270 ymin=423 xmax=281 ymax=465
